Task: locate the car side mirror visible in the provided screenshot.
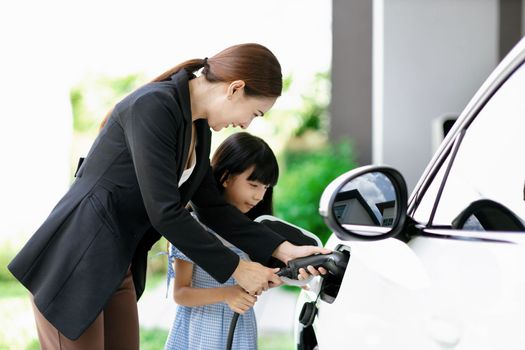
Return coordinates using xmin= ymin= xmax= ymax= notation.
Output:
xmin=319 ymin=166 xmax=409 ymax=241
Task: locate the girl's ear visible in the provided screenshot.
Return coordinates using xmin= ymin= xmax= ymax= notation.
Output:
xmin=227 ymin=80 xmax=246 ymax=99
xmin=219 ymin=172 xmax=230 ymax=188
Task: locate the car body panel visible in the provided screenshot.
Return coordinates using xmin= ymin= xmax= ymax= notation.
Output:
xmin=297 ymin=234 xmax=525 ymax=350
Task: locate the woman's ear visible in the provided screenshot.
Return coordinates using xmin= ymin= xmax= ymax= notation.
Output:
xmin=227 ymin=80 xmax=246 ymax=99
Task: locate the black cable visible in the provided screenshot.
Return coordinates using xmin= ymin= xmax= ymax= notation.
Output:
xmin=227 ymin=270 xmax=288 ymax=350
xmin=226 ymin=283 xmax=324 ymax=349
xmin=226 ymin=312 xmax=240 ymax=350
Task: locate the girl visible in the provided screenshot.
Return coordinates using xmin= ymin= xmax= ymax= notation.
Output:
xmin=9 ymin=43 xmax=329 ymax=349
xmin=165 ymin=132 xmax=279 ymax=350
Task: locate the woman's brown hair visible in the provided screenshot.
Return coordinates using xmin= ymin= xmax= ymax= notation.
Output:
xmin=100 ymin=43 xmax=282 ymax=128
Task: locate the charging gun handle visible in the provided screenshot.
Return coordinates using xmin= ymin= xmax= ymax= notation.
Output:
xmin=277 ymin=251 xmax=348 ymax=279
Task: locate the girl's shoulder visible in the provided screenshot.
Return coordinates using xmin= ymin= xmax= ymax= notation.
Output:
xmin=169 ymin=244 xmax=193 ymax=263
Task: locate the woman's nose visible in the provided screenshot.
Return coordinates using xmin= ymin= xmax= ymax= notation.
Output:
xmin=240 ymin=117 xmax=254 ymax=129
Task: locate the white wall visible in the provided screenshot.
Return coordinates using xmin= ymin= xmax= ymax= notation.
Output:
xmin=373 ymin=0 xmax=499 ymax=191
xmin=0 ymin=3 xmax=73 ymax=244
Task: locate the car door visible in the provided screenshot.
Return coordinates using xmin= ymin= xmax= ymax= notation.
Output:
xmin=308 ymin=62 xmax=525 ymax=350
xmin=404 ymin=61 xmax=525 ymax=349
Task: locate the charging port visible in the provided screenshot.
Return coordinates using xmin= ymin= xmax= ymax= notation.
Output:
xmin=320 ymin=244 xmax=350 ymax=303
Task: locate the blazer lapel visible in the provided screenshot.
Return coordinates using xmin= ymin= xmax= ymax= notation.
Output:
xmin=171 ymin=70 xmax=193 ymax=180
xmin=194 ymin=119 xmax=212 ymax=173
xmin=178 ymin=119 xmax=211 ymax=203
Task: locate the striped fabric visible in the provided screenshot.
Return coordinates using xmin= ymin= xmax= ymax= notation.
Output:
xmin=165 ymin=218 xmax=257 ymax=350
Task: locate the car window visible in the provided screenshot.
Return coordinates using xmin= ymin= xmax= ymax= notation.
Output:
xmin=429 ymin=64 xmax=525 ymax=230
xmin=411 ymin=145 xmax=453 ymax=224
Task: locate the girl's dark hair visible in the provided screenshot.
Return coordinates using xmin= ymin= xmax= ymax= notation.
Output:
xmin=100 ymin=43 xmax=282 ymax=128
xmin=212 ymin=132 xmax=279 ymax=220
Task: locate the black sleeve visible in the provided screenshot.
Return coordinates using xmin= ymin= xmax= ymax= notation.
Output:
xmin=121 ymin=91 xmax=239 ymax=283
xmin=191 ymin=165 xmax=285 ymax=265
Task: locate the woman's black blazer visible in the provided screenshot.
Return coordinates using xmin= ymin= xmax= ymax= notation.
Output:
xmin=8 ymin=70 xmax=285 ymax=340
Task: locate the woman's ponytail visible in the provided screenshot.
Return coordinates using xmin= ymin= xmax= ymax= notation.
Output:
xmin=150 ymin=58 xmax=207 ymax=83
xmin=99 ymin=58 xmax=207 ymax=129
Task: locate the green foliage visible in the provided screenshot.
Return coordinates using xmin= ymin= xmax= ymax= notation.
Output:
xmin=262 ymin=71 xmax=330 ymax=146
xmin=267 ymin=70 xmax=356 ymax=245
xmin=0 ymin=244 xmax=17 ymax=283
xmin=70 ymin=87 xmax=94 ymax=132
xmin=282 ymin=74 xmax=293 ymax=93
xmin=293 ymin=71 xmax=330 ymax=137
xmin=0 ymin=294 xmax=37 ymax=349
xmin=25 ymin=340 xmax=40 ymax=350
xmin=70 ymin=74 xmax=145 ymax=133
xmin=147 ymin=237 xmax=169 ymax=278
xmin=274 ymin=141 xmax=357 ymax=244
xmin=259 ymin=332 xmax=294 ymax=350
xmin=140 ymin=328 xmax=169 ymax=350
xmin=0 ymin=281 xmax=27 ymax=298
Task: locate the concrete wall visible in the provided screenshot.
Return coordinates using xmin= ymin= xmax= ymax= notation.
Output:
xmin=375 ymin=0 xmax=499 ymax=191
xmin=330 ymin=0 xmax=373 ymax=166
xmin=331 ymin=0 xmax=525 ymax=192
xmin=369 ymin=0 xmax=498 ymax=192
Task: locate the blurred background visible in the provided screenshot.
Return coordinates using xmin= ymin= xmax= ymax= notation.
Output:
xmin=1 ymin=0 xmax=523 ymax=349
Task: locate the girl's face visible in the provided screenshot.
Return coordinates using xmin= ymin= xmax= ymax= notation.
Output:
xmin=207 ymin=81 xmax=277 ymax=132
xmin=222 ymin=166 xmax=269 ymax=213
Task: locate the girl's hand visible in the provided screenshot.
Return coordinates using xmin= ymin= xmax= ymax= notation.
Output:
xmin=223 ymin=285 xmax=258 ymax=314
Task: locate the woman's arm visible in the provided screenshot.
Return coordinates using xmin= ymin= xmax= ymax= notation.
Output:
xmin=190 ymin=165 xmax=285 ymax=263
xmin=173 ymin=259 xmax=257 ymax=314
xmin=121 ymin=91 xmax=240 ymax=283
xmin=191 ymin=166 xmax=331 ymax=278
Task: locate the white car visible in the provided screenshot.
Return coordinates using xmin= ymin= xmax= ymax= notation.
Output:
xmin=294 ymin=36 xmax=525 ymax=350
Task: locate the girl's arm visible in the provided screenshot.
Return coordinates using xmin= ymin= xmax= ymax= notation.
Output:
xmin=173 ymin=259 xmax=257 ymax=314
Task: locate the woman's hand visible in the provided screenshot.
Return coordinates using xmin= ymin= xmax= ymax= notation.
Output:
xmin=273 ymin=241 xmax=332 ymax=280
xmin=232 ymin=260 xmax=282 ymax=295
xmin=222 ymin=285 xmax=258 ymax=314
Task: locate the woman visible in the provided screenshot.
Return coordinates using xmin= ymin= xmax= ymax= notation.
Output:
xmin=8 ymin=43 xmax=328 ymax=349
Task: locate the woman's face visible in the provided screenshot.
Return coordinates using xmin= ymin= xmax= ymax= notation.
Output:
xmin=222 ymin=166 xmax=269 ymax=213
xmin=207 ymin=81 xmax=277 ymax=131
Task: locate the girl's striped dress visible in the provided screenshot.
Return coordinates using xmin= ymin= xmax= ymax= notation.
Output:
xmin=165 ymin=222 xmax=257 ymax=350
